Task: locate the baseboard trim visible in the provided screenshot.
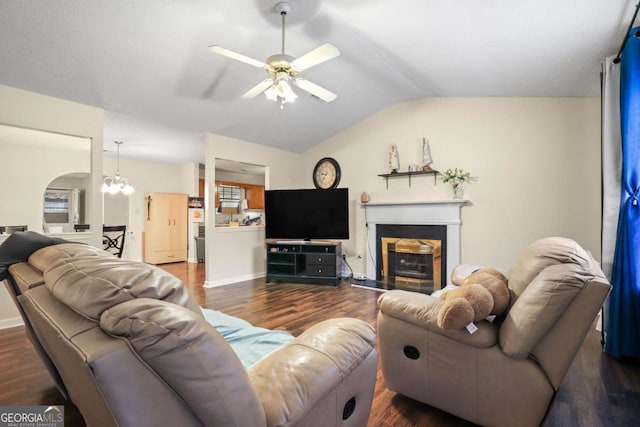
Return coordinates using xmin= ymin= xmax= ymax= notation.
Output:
xmin=0 ymin=316 xmax=24 ymax=330
xmin=204 ymin=272 xmax=265 ymax=288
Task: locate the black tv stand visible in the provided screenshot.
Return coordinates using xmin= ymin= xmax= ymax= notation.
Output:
xmin=266 ymin=241 xmax=342 ymax=286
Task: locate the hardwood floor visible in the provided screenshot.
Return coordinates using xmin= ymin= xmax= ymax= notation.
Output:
xmin=1 ymin=262 xmax=639 ymax=426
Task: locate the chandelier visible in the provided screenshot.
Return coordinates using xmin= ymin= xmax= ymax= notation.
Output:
xmin=101 ymin=141 xmax=135 ymax=195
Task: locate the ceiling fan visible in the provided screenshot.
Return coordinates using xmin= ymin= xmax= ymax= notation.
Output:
xmin=209 ymin=2 xmax=340 ymax=108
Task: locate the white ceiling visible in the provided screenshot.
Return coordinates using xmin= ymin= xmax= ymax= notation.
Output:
xmin=0 ymin=1 xmax=637 ymax=163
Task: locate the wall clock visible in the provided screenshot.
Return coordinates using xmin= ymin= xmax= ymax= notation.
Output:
xmin=313 ymin=157 xmax=341 ymax=189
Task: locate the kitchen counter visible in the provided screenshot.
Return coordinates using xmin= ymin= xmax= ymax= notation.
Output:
xmin=214 ymin=225 xmax=265 ymax=233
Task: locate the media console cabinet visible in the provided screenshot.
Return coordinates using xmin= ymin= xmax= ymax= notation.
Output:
xmin=266 ymin=241 xmax=342 ymax=286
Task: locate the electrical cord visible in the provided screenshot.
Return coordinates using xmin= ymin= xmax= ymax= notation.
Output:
xmin=342 ymin=254 xmax=354 ymax=279
xmin=364 ymin=206 xmax=376 ymax=274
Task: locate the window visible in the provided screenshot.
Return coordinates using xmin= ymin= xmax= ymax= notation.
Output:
xmin=218 ymin=185 xmax=241 ymax=212
xmin=43 ymin=189 xmax=71 ymax=223
xmin=218 ymin=185 xmax=241 ymax=201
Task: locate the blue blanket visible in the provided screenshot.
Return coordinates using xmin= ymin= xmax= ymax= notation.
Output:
xmin=201 ymin=308 xmax=293 ymax=368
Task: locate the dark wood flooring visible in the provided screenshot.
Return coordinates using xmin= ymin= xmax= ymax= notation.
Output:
xmin=1 ymin=262 xmax=639 ymax=426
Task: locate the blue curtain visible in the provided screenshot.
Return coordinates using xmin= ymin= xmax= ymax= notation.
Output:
xmin=606 ymin=27 xmax=640 ymax=358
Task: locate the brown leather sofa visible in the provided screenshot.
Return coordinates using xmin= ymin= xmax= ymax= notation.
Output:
xmin=4 ymin=243 xmax=377 ymax=427
xmin=377 ymin=237 xmax=611 ymax=427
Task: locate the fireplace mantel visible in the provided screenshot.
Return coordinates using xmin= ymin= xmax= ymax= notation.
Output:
xmin=363 ymin=200 xmax=467 ymax=286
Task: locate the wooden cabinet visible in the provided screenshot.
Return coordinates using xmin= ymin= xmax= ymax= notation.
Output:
xmin=214 ymin=181 xmax=220 ymax=210
xmin=245 ymin=184 xmax=265 ymax=209
xmin=266 ymin=242 xmax=341 ymax=286
xmin=143 ymin=192 xmax=188 ymax=264
xmin=198 ymin=179 xmax=205 ymax=198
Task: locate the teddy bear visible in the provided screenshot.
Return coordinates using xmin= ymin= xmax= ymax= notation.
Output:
xmin=436 ymin=267 xmax=510 ymax=330
xmin=461 ymin=268 xmax=510 ymax=315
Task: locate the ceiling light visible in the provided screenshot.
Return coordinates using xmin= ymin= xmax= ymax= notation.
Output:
xmin=101 ymin=141 xmax=134 ymax=195
xmin=264 ymin=74 xmax=298 ymax=109
xmin=209 ymin=1 xmax=339 ymax=106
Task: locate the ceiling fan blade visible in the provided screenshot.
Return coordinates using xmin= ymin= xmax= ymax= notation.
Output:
xmin=295 ymin=78 xmax=337 ymax=102
xmin=242 ymin=79 xmax=274 ymax=99
xmin=209 ymin=45 xmax=266 ymax=68
xmin=291 ymin=43 xmax=340 ymax=71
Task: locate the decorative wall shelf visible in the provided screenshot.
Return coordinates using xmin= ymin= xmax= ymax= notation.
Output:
xmin=378 ymin=170 xmax=440 ymax=188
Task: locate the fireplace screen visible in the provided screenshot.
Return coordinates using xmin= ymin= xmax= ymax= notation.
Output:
xmin=381 ymin=238 xmax=442 ymax=293
xmin=375 ymin=224 xmax=447 ymax=294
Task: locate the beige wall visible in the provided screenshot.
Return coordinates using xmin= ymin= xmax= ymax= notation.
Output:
xmin=302 ymin=97 xmax=602 ymax=275
xmin=103 ymin=156 xmax=199 ymax=262
xmin=204 ymin=133 xmax=303 ymax=285
xmin=0 ymin=85 xmax=104 ymax=326
xmin=0 ymin=90 xmax=602 ymax=322
xmin=0 ymin=126 xmax=90 ymax=231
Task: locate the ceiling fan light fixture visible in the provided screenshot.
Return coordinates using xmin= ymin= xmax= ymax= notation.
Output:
xmin=264 ymin=86 xmax=278 ymax=102
xmin=210 ymin=1 xmax=339 ymax=106
xmin=281 ymin=81 xmax=297 ymax=101
xmin=265 ymin=74 xmax=297 ymax=108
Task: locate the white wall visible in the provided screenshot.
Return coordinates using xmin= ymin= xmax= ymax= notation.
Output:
xmin=0 ymin=128 xmax=90 ymax=231
xmin=103 ymin=156 xmax=199 ymax=261
xmin=302 ymin=97 xmax=601 ymax=275
xmin=204 ymin=134 xmax=303 ymax=286
xmin=0 ymin=91 xmax=601 ymax=323
xmin=0 ymin=84 xmax=104 ymax=326
xmin=215 ymin=170 xmax=265 ymax=185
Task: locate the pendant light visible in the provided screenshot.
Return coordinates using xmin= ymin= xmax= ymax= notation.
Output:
xmin=101 ymin=141 xmax=135 ymax=195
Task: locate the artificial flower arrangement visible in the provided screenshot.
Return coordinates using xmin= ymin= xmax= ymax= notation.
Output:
xmin=440 ymin=168 xmax=472 ymax=185
xmin=440 ymin=168 xmax=473 ymax=199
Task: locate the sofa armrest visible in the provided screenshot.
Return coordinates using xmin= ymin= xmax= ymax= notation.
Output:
xmin=248 ymin=318 xmax=376 ymax=427
xmin=377 ymin=290 xmax=498 ymax=348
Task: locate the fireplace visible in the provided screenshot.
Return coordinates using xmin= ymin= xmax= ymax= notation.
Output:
xmin=387 ymin=239 xmax=438 ymax=283
xmin=360 ymin=200 xmax=466 ymax=293
xmin=377 ymin=225 xmax=446 ymax=293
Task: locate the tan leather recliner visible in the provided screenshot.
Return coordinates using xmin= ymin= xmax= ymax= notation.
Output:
xmin=376 ymin=237 xmax=611 ymax=427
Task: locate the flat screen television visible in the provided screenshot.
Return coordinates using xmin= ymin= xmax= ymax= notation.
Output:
xmin=265 ymin=188 xmax=349 ymax=240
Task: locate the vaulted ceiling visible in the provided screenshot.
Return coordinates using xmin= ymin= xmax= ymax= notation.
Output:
xmin=0 ymin=1 xmax=636 ymax=163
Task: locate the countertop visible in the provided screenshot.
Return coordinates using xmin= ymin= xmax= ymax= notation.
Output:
xmin=214 ymin=225 xmax=265 ymax=233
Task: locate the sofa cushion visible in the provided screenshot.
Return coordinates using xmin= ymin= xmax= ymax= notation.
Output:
xmin=0 ymin=231 xmax=66 ymax=281
xmin=500 ymin=262 xmax=596 ymax=358
xmin=29 ymin=243 xmax=112 ymax=273
xmin=43 ymin=257 xmax=201 ymax=321
xmin=8 ymin=262 xmax=45 ymax=294
xmin=507 ymin=237 xmax=592 ymax=300
xmin=100 ymin=298 xmax=266 ymax=427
